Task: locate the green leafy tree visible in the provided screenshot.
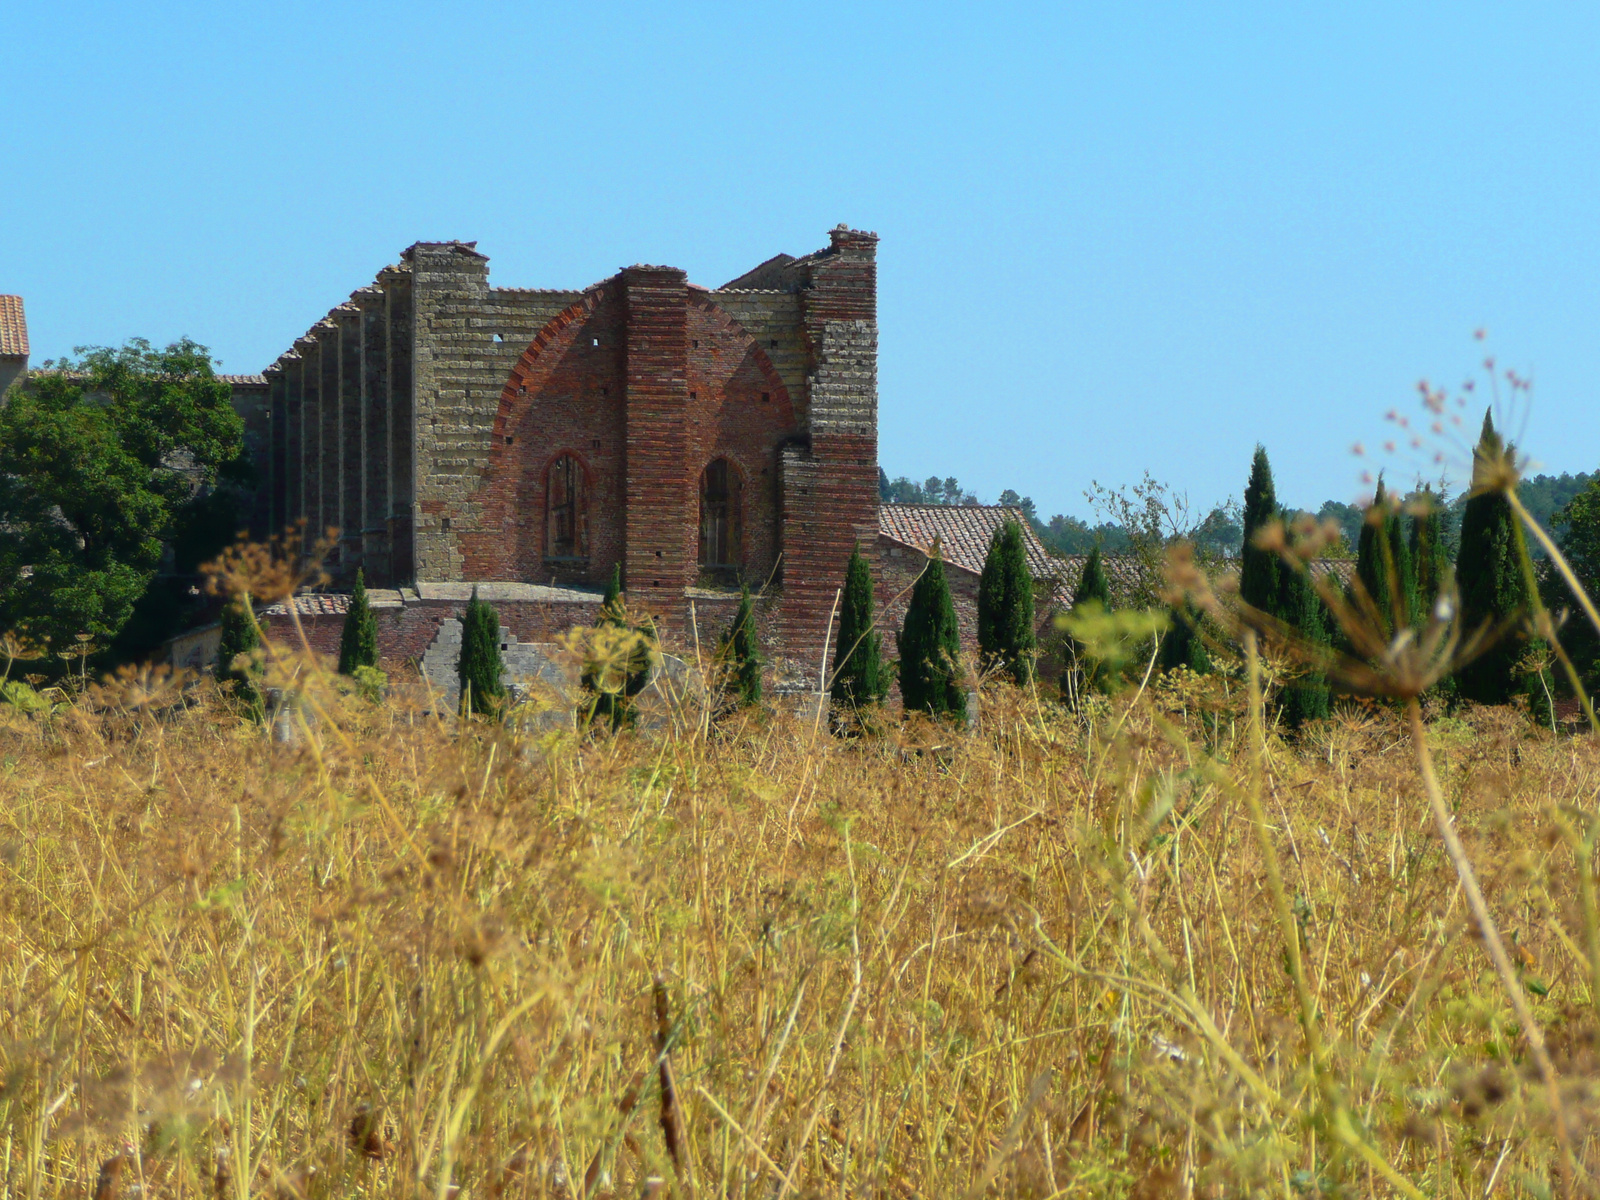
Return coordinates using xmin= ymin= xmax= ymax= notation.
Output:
xmin=832 ymin=543 xmax=887 ymax=708
xmin=214 ymin=595 xmax=263 ymax=717
xmin=897 ymin=541 xmax=965 ymax=717
xmin=1355 ymin=480 xmax=1416 ymax=635
xmin=721 ymin=585 xmax=762 ymax=706
xmin=338 ymin=569 xmax=379 ymax=675
xmin=0 ymin=339 xmax=247 ymax=653
xmin=1456 ymin=412 xmax=1546 ymax=707
xmin=1239 ymin=446 xmax=1280 ymax=614
xmin=457 ymin=586 xmax=505 ymax=715
xmin=977 ymin=519 xmax=1036 ymax=684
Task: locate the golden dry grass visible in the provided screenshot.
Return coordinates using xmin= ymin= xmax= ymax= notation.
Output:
xmin=2 ymin=647 xmax=1599 ymax=1199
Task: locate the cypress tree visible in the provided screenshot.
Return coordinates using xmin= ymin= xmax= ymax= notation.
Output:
xmin=898 ymin=540 xmax=965 ymax=717
xmin=599 ymin=562 xmax=625 ymax=627
xmin=1063 ymin=544 xmax=1114 ymax=700
xmin=1456 ymin=411 xmax=1547 ymax=708
xmin=832 ymin=543 xmax=887 ymax=708
xmin=1073 ymin=544 xmax=1112 ymax=610
xmin=977 ymin=518 xmax=1036 ymax=684
xmin=1159 ymin=603 xmax=1212 ymax=674
xmin=214 ymin=594 xmax=263 ymax=716
xmin=1278 ymin=563 xmax=1331 ymax=726
xmin=1240 ymin=446 xmax=1281 ymax=614
xmin=1410 ymin=486 xmax=1450 ymax=620
xmin=337 ymin=568 xmax=379 ymax=675
xmin=1355 ymin=481 xmax=1416 ymax=635
xmin=722 ymin=584 xmax=762 ymax=706
xmin=585 ymin=564 xmax=653 ymax=728
xmin=457 ymin=586 xmax=505 ymax=715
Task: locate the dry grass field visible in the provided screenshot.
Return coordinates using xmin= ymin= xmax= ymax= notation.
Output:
xmin=3 ymin=614 xmax=1599 ymax=1199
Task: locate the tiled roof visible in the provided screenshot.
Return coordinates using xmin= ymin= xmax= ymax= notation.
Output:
xmin=260 ymin=593 xmax=352 ymax=617
xmin=218 ymin=374 xmax=268 ymax=387
xmin=0 ymin=295 xmax=27 ymax=357
xmin=879 ymin=505 xmax=1061 ymax=580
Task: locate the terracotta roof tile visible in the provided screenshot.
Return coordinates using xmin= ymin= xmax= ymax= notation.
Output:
xmin=0 ymin=295 xmax=27 ymax=357
xmin=260 ymin=593 xmax=352 ymax=617
xmin=879 ymin=505 xmax=1060 ymax=580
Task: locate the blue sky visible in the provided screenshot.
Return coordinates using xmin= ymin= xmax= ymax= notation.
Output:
xmin=4 ymin=1 xmax=1596 ymax=521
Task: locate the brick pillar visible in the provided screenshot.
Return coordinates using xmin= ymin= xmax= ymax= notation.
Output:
xmin=335 ymin=303 xmax=364 ymax=579
xmin=317 ymin=319 xmax=341 ymax=567
xmin=282 ymin=352 xmax=303 ymax=537
xmin=383 ymin=266 xmax=415 ymax=585
xmin=621 ymin=266 xmax=692 ymax=626
xmin=356 ymin=286 xmax=391 ymax=584
xmin=294 ymin=335 xmax=321 ymax=562
xmin=266 ymin=364 xmax=287 ymax=540
xmin=781 ymin=227 xmax=880 ymax=676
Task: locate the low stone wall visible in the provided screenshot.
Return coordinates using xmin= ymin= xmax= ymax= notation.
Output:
xmin=261 ymin=597 xmax=604 ymax=671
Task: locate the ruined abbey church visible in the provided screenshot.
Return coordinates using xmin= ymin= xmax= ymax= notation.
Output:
xmin=238 ymin=227 xmax=878 ymax=667
xmin=223 ymin=225 xmax=1054 ymax=680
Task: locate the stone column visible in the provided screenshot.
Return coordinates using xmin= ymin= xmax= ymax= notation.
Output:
xmin=356 ymin=286 xmax=391 ymax=584
xmin=316 ymin=319 xmax=341 ymax=568
xmin=621 ymin=265 xmax=692 ymax=627
xmin=383 ymin=266 xmax=415 ymax=584
xmin=335 ymin=303 xmax=364 ymax=579
xmin=294 ymin=334 xmax=322 ymax=563
xmin=266 ymin=364 xmax=287 ymax=541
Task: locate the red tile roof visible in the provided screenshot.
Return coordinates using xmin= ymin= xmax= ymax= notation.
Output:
xmin=879 ymin=505 xmax=1060 ymax=580
xmin=0 ymin=295 xmax=27 ymax=357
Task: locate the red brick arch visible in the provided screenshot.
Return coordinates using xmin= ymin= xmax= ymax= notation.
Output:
xmin=461 ymin=286 xmax=802 ymax=587
xmin=461 ymin=285 xmax=624 ymax=583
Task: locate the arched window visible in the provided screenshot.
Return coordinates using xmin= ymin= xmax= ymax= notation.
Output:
xmin=699 ymin=458 xmax=743 ymax=568
xmin=546 ymin=454 xmax=588 ymax=560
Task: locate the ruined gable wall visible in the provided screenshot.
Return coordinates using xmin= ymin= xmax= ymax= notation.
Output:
xmin=404 ymin=241 xmax=583 ymax=581
xmin=682 ymin=297 xmax=800 ymax=588
xmin=459 ymin=288 xmax=627 ymax=586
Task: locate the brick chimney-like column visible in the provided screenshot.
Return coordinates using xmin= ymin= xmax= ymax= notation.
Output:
xmin=621 ymin=265 xmax=692 ymax=625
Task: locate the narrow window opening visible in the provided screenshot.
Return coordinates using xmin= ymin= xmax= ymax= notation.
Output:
xmin=692 ymin=339 xmax=699 ymax=348
xmin=493 ymin=333 xmax=504 ymax=342
xmin=761 ymin=391 xmax=770 ymax=402
xmin=545 ymin=454 xmax=589 ymax=560
xmin=505 ymin=436 xmax=514 ymax=445
xmin=592 ymin=338 xmax=599 ymax=347
xmin=769 ymin=339 xmax=777 ymax=348
xmin=698 ymin=458 xmax=743 ymax=572
xmin=442 ymin=518 xmax=451 ymax=532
